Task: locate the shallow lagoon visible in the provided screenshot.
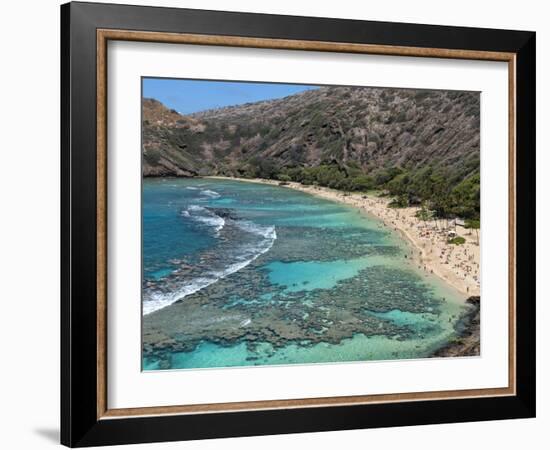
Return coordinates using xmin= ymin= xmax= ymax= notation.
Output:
xmin=142 ymin=178 xmax=467 ymax=370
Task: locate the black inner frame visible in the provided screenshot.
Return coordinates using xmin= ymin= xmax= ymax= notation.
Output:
xmin=61 ymin=2 xmax=536 ymax=447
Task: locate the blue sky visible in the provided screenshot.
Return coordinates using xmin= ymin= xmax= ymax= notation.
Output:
xmin=142 ymin=78 xmax=318 ymax=114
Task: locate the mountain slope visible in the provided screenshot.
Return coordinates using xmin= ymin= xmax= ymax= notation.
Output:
xmin=142 ymin=86 xmax=480 ymax=188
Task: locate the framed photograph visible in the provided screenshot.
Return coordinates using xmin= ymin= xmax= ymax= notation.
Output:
xmin=61 ymin=1 xmax=536 ymax=447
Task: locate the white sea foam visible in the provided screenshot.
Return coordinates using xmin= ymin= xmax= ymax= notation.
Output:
xmin=182 ymin=205 xmax=225 ymax=235
xmin=185 ymin=186 xmax=199 ymax=190
xmin=235 ymin=220 xmax=277 ymax=239
xmin=143 ymin=219 xmax=277 ymax=315
xmin=201 ymin=189 xmax=221 ymax=199
xmin=143 ymin=275 xmax=220 ymax=315
xmin=240 ymin=318 xmax=252 ymax=327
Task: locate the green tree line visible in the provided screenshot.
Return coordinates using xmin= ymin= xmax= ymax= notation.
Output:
xmin=239 ymin=160 xmax=479 ymax=221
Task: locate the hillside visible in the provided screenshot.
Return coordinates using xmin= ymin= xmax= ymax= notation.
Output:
xmin=142 ymin=86 xmax=480 ymax=218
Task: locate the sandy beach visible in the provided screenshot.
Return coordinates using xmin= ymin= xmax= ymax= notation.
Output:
xmin=208 ymin=176 xmax=480 ymax=298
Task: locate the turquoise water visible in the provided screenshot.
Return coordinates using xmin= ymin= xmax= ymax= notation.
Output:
xmin=142 ymin=178 xmax=466 ymax=370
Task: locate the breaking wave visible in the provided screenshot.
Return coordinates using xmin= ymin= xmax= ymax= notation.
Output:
xmin=143 ymin=213 xmax=277 ymax=315
xmin=201 ymin=189 xmax=221 ymax=199
xmin=181 ymin=205 xmax=225 ymax=235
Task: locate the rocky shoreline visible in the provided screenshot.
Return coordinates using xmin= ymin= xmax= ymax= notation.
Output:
xmin=431 ymin=296 xmax=480 ymax=357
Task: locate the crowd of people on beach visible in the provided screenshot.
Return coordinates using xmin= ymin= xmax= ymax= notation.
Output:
xmin=343 ymin=192 xmax=480 ymax=296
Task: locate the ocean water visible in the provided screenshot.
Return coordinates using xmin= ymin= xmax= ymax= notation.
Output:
xmin=142 ymin=178 xmax=467 ymax=370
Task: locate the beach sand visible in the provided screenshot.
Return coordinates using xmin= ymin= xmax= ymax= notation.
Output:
xmin=208 ymin=176 xmax=480 ymax=298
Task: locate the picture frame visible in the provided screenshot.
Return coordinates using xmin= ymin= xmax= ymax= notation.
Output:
xmin=61 ymin=1 xmax=536 ymax=447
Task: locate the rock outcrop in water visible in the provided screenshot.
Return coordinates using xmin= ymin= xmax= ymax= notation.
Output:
xmin=142 ymin=87 xmax=480 ymax=188
xmin=431 ymin=296 xmax=480 ymax=357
